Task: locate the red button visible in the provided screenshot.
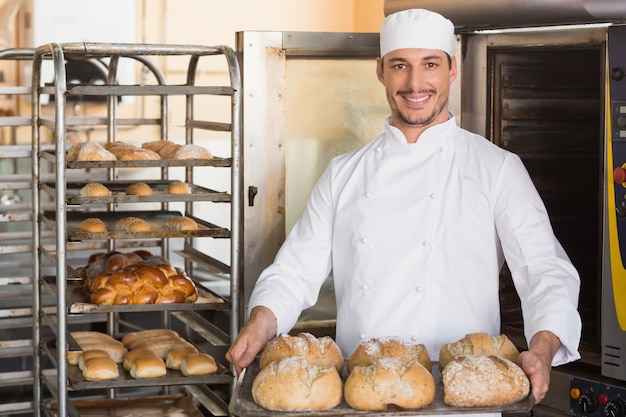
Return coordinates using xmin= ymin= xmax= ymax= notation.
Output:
xmin=614 ymin=167 xmax=626 ymax=184
xmin=598 ymin=393 xmax=609 ymax=407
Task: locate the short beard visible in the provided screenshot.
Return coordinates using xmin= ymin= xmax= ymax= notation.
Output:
xmin=390 ymin=89 xmax=449 ymax=128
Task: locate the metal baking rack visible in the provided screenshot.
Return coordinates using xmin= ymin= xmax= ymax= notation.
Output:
xmin=31 ymin=42 xmax=242 ymax=417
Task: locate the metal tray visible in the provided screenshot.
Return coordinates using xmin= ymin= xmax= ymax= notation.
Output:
xmin=43 ymin=275 xmax=230 ymax=313
xmin=229 ymin=361 xmax=535 ymax=416
xmin=47 ymin=393 xmax=206 ymax=417
xmin=43 ymin=180 xmax=231 ymax=205
xmin=42 ymin=210 xmax=230 ymax=240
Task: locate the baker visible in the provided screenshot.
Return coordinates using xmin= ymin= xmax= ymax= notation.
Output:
xmin=226 ymin=8 xmax=582 ymax=406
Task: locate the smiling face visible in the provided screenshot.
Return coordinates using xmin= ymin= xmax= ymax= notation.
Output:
xmin=377 ymin=48 xmax=457 ymax=143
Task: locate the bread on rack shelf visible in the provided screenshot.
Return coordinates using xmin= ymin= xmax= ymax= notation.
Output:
xmin=82 ymin=356 xmax=119 ymax=381
xmin=125 ymin=182 xmax=153 ymax=196
xmin=115 ymin=216 xmax=152 ymax=232
xmin=129 ymin=355 xmax=167 ymax=379
xmin=80 ymin=182 xmax=111 ymax=197
xmin=77 ymin=349 xmax=112 ymax=371
xmin=165 ymin=345 xmax=199 ymax=370
xmin=67 ymin=142 xmax=116 ymax=161
xmin=68 ymin=331 xmax=128 ymax=365
xmin=166 ymin=216 xmax=198 ymax=231
xmin=167 ymin=180 xmax=191 ymax=194
xmin=106 ymin=141 xmax=161 ymax=160
xmin=141 ymin=140 xmax=212 ymax=160
xmin=79 ymin=250 xmax=198 ymax=305
xmin=180 ymin=353 xmax=218 ymax=376
xmin=78 ymin=218 xmax=107 ymax=233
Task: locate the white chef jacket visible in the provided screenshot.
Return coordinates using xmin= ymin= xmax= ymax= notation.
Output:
xmin=248 ymin=114 xmax=582 ymax=366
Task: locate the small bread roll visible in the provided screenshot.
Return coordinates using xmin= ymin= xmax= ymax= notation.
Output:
xmin=78 ymin=218 xmax=107 ymax=233
xmin=260 ymin=332 xmax=344 ymax=373
xmin=125 ymin=182 xmax=152 ymax=196
xmin=167 ymin=181 xmax=190 ymax=195
xmin=442 ymin=355 xmax=530 ymax=407
xmin=82 ymin=356 xmax=119 ymax=381
xmin=348 ymin=336 xmax=431 ymax=373
xmin=180 ymin=352 xmax=218 ymax=376
xmin=438 ymin=332 xmax=520 ymax=371
xmin=165 ymin=345 xmax=199 ymax=370
xmin=252 ymin=356 xmax=342 ymax=411
xmin=123 ymin=348 xmax=160 ymax=371
xmin=129 ymin=355 xmax=167 ymax=379
xmin=116 ymin=217 xmax=151 ymax=232
xmin=78 ymin=349 xmax=111 ymax=371
xmin=166 ymin=216 xmax=198 ymax=231
xmin=345 ymin=357 xmax=435 ymax=411
xmin=171 ymin=144 xmax=212 ymax=160
xmin=80 ymin=183 xmax=111 ymax=197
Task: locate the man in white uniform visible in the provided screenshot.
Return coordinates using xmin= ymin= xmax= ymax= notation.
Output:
xmin=226 ymin=8 xmax=582 ymax=404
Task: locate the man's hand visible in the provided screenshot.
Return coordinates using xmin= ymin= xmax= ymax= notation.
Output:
xmin=518 ymin=330 xmax=561 ymax=404
xmin=226 ymin=306 xmax=278 ymax=375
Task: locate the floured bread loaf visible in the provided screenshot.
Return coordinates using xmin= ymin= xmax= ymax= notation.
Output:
xmin=67 ymin=142 xmax=116 ymax=161
xmin=259 ymin=332 xmax=344 ymax=373
xmin=442 ymin=355 xmax=530 ymax=407
xmin=439 ymin=332 xmax=520 ymax=371
xmin=348 ymin=336 xmax=431 ymax=373
xmin=252 ymin=356 xmax=342 ymax=411
xmin=344 ymin=357 xmax=435 ymax=411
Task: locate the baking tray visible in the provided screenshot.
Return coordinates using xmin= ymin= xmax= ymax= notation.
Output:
xmin=43 ymin=275 xmax=230 ymax=313
xmin=43 ymin=180 xmax=231 ymax=205
xmin=42 ymin=210 xmax=230 ymax=240
xmin=48 ymin=393 xmax=206 ymax=417
xmin=229 ymin=360 xmax=535 ymax=416
xmin=44 ymin=340 xmax=233 ymax=391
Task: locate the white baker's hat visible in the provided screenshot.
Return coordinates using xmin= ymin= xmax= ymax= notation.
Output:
xmin=380 ymin=8 xmax=455 ymax=57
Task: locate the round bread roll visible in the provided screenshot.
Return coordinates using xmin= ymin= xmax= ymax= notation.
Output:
xmin=442 ymin=355 xmax=530 ymax=407
xmin=260 ymin=332 xmax=344 ymax=373
xmin=166 ymin=216 xmax=198 ymax=231
xmin=129 ymin=355 xmax=167 ymax=379
xmin=344 ymin=357 xmax=436 ymax=411
xmin=80 ymin=182 xmax=111 ymax=197
xmin=348 ymin=336 xmax=432 ymax=373
xmin=167 ymin=181 xmax=191 ymax=194
xmin=180 ymin=352 xmax=218 ymax=376
xmin=82 ymin=356 xmax=119 ymax=381
xmin=125 ymin=182 xmax=152 ymax=196
xmin=438 ymin=332 xmax=520 ymax=371
xmin=116 ymin=217 xmax=151 ymax=232
xmin=252 ymin=356 xmax=342 ymax=411
xmin=78 ymin=218 xmax=107 ymax=233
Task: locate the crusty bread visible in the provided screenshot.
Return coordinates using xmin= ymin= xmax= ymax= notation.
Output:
xmin=259 ymin=332 xmax=344 ymax=373
xmin=125 ymin=182 xmax=152 ymax=196
xmin=166 ymin=216 xmax=198 ymax=231
xmin=68 ymin=142 xmax=116 ymax=161
xmin=348 ymin=336 xmax=431 ymax=373
xmin=180 ymin=352 xmax=218 ymax=376
xmin=78 ymin=218 xmax=107 ymax=233
xmin=141 ymin=140 xmax=177 ymax=154
xmin=171 ymin=144 xmax=212 ymax=160
xmin=252 ymin=356 xmax=342 ymax=411
xmin=80 ymin=183 xmax=111 ymax=197
xmin=442 ymin=355 xmax=530 ymax=407
xmin=167 ymin=181 xmax=190 ymax=194
xmin=165 ymin=345 xmax=199 ymax=370
xmin=344 ymin=357 xmax=436 ymax=411
xmin=439 ymin=332 xmax=520 ymax=371
xmin=115 ymin=217 xmax=151 ymax=232
xmin=82 ymin=356 xmax=119 ymax=381
xmin=129 ymin=355 xmax=167 ymax=379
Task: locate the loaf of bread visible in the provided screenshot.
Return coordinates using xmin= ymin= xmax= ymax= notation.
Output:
xmin=167 ymin=181 xmax=190 ymax=194
xmin=82 ymin=356 xmax=119 ymax=381
xmin=344 ymin=357 xmax=436 ymax=411
xmin=252 ymin=356 xmax=342 ymax=411
xmin=141 ymin=140 xmax=177 ymax=154
xmin=166 ymin=216 xmax=198 ymax=231
xmin=78 ymin=218 xmax=107 ymax=233
xmin=348 ymin=336 xmax=432 ymax=373
xmin=439 ymin=332 xmax=520 ymax=371
xmin=259 ymin=333 xmax=344 ymax=373
xmin=80 ymin=182 xmax=111 ymax=197
xmin=68 ymin=331 xmax=127 ymax=365
xmin=442 ymin=355 xmax=530 ymax=407
xmin=129 ymin=355 xmax=167 ymax=379
xmin=165 ymin=345 xmax=199 ymax=370
xmin=170 ymin=144 xmax=212 ymax=160
xmin=180 ymin=353 xmax=218 ymax=376
xmin=123 ymin=348 xmax=160 ymax=371
xmin=67 ymin=142 xmax=116 ymax=161
xmin=107 ymin=142 xmax=161 ymax=161
xmin=115 ymin=217 xmax=151 ymax=232
xmin=78 ymin=349 xmax=112 ymax=371
xmin=125 ymin=182 xmax=152 ymax=196
xmin=79 ymin=250 xmax=198 ymax=305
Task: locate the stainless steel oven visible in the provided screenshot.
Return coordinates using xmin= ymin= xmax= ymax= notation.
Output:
xmin=236 ymin=2 xmax=626 ymax=415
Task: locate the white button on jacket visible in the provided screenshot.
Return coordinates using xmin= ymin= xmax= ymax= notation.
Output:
xmin=249 ymin=115 xmax=582 ymax=364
